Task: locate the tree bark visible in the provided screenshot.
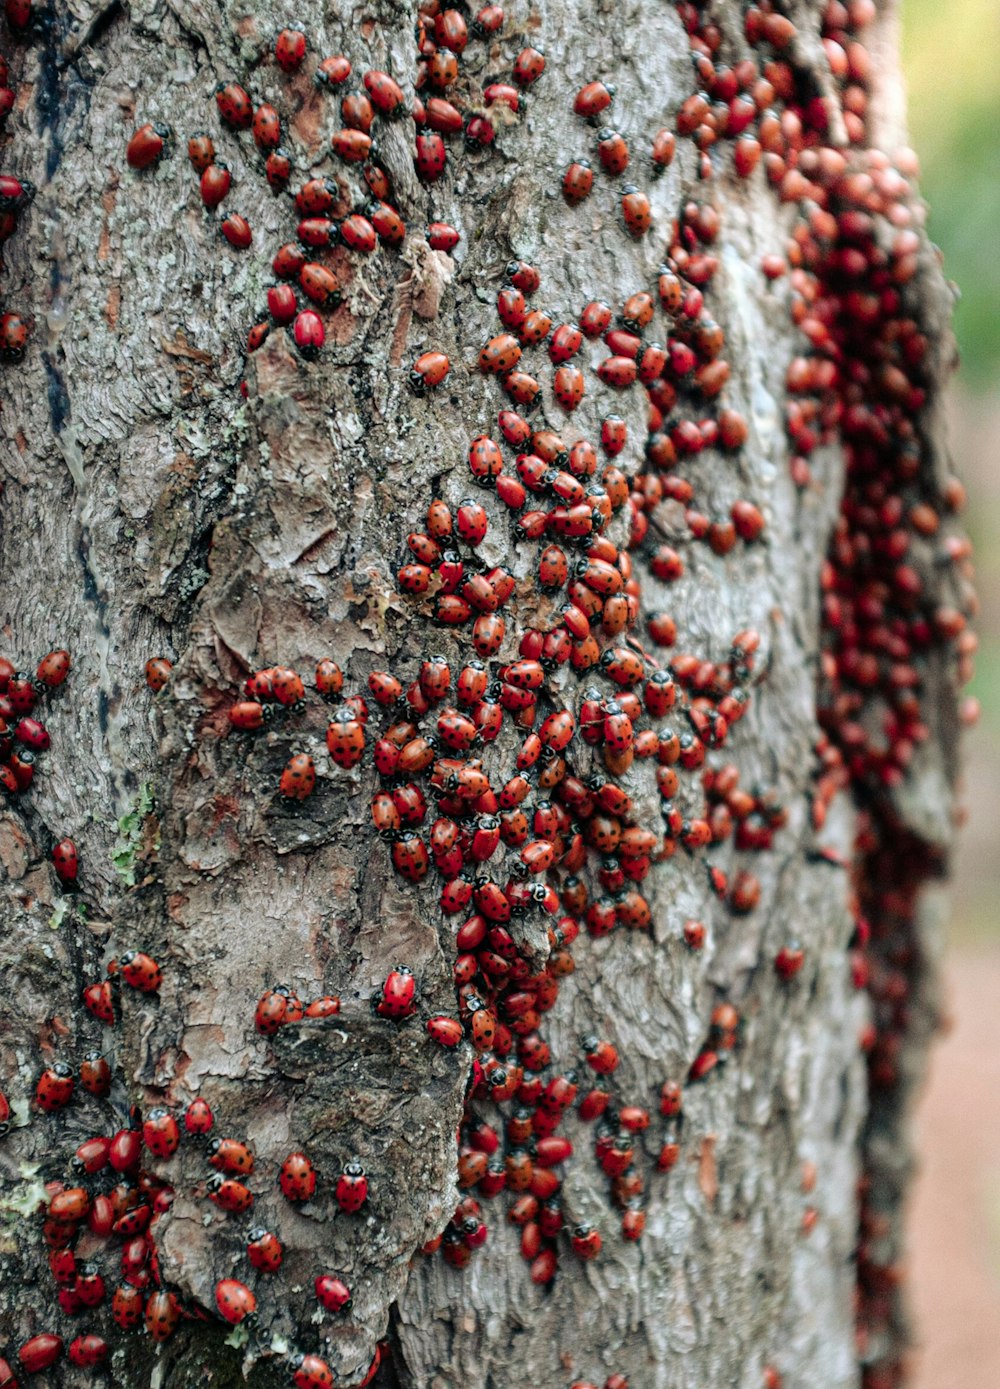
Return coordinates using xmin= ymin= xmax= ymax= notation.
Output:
xmin=0 ymin=1 xmax=969 ymax=1388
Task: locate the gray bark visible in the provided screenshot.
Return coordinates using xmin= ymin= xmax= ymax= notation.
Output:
xmin=0 ymin=1 xmax=964 ymax=1387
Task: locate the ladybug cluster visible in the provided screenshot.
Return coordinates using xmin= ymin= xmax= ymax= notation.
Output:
xmin=126 ymin=4 xmax=541 ymax=369
xmin=0 ymin=652 xmax=78 ymax=884
xmin=0 ymin=0 xmax=973 ymax=1384
xmin=0 ymin=8 xmax=31 ymax=364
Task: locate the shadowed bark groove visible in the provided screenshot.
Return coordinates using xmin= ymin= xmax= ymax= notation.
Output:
xmin=0 ymin=1 xmax=969 ymax=1387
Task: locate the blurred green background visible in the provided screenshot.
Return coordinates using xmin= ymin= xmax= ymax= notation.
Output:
xmin=902 ymin=0 xmax=1000 ymax=945
xmin=902 ymin=4 xmax=1000 ymax=1386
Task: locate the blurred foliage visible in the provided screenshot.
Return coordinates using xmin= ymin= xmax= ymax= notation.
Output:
xmin=902 ymin=0 xmax=1000 ymax=386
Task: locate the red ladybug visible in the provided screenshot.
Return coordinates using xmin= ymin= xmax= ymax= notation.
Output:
xmin=427 ymin=1015 xmax=464 ymax=1047
xmin=52 ymin=837 xmax=78 ymax=883
xmin=119 ymin=950 xmax=162 ymax=991
xmin=478 ymin=332 xmax=521 ymax=375
xmin=208 ymin=1137 xmax=254 ymax=1174
xmin=326 ymin=709 xmax=365 ymax=767
xmin=145 ymin=1289 xmax=181 ymax=1342
xmin=279 ymin=1150 xmax=317 ymax=1202
xmin=35 ymin=648 xmax=70 ymax=688
xmin=215 ymin=82 xmax=253 ymax=129
xmin=187 ymin=131 xmax=215 ymax=173
xmin=415 ymin=130 xmax=447 ymax=181
xmin=280 ymin=752 xmax=316 ymax=800
xmin=571 ymin=1222 xmax=602 ymax=1259
xmin=126 ymin=122 xmax=171 ymax=170
xmin=340 ymin=212 xmax=377 ymax=254
xmin=275 ymin=26 xmax=307 ymax=72
xmin=562 ymin=160 xmax=593 ymax=205
xmin=335 ymin=1160 xmax=368 ymax=1212
xmin=292 ymin=309 xmax=325 ymax=360
xmin=142 ymin=1108 xmax=180 ymax=1159
xmin=775 ymin=944 xmax=805 ymax=980
xmin=144 ymin=657 xmax=172 ymax=691
xmin=512 ymin=46 xmax=545 ymax=86
xmin=291 ymin=1354 xmax=335 ymax=1389
xmin=410 ymin=350 xmax=451 ymax=394
xmin=247 ymin=1227 xmax=283 ymax=1272
xmin=553 ymin=365 xmax=585 ymax=411
xmin=200 ymin=162 xmax=231 ymax=209
xmin=221 ymin=213 xmax=252 ymax=250
xmin=0 ymin=312 xmax=29 ymax=361
xmin=215 ymin=1278 xmax=256 ymax=1325
xmin=180 ymin=1096 xmax=213 ymax=1136
xmin=111 ymin=1283 xmax=145 ymax=1329
xmin=17 ymin=1335 xmax=63 ymax=1374
xmin=621 ymin=185 xmax=651 ymax=237
xmin=266 ymin=148 xmax=293 ymax=190
xmin=82 ymin=979 xmax=115 ymax=1024
xmin=427 ymin=221 xmax=460 ymax=252
xmin=35 ymin=1063 xmax=74 ymax=1112
xmin=208 ymin=1174 xmax=254 ymax=1212
xmin=363 ymin=69 xmax=406 ymax=118
xmin=315 ymin=1274 xmax=352 ymax=1312
xmin=331 ymin=128 xmax=372 ymax=163
xmin=79 ymin=1051 xmax=111 ymax=1096
xmin=375 ymin=965 xmax=416 ymax=1020
xmin=316 ymin=54 xmax=352 ymax=87
xmin=251 ymin=102 xmax=281 ymax=152
xmin=68 ymin=1333 xmax=109 ymax=1368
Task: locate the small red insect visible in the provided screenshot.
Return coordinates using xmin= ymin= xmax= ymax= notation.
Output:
xmin=145 ymin=1289 xmax=181 ymax=1343
xmin=215 ymin=82 xmax=253 ymax=130
xmin=119 ymin=950 xmax=162 ymax=991
xmin=144 ymin=657 xmax=172 ymax=691
xmin=35 ymin=648 xmax=70 ymax=688
xmin=183 ymin=1096 xmax=214 ymax=1135
xmin=275 ymin=26 xmax=307 ymax=72
xmin=142 ymin=1108 xmax=181 ymax=1158
xmin=291 ymin=1354 xmax=335 ymax=1389
xmin=375 ymin=964 xmax=416 ymax=1020
xmin=51 ymin=837 xmax=78 ymax=883
xmin=126 ymin=122 xmax=171 ymax=170
xmin=247 ymin=1227 xmax=283 ymax=1272
xmin=292 ymin=309 xmax=325 ymax=360
xmin=280 ymin=752 xmax=316 ymax=800
xmin=315 ymin=1274 xmax=352 ymax=1312
xmin=411 ymin=350 xmax=451 ymax=394
xmin=79 ymin=1052 xmax=111 ymax=1096
xmin=335 ymin=1160 xmax=368 ymax=1212
xmin=215 ymin=1278 xmax=256 ymax=1325
xmin=187 ymin=131 xmax=215 ymax=173
xmin=363 ymin=69 xmax=406 ymax=118
xmin=279 ymin=1150 xmax=317 ymax=1202
xmin=35 ymin=1063 xmax=74 ymax=1112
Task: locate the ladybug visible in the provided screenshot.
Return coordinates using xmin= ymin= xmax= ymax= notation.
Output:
xmin=775 ymin=944 xmax=805 ymax=980
xmin=512 ymin=46 xmax=545 ymax=86
xmin=427 ymin=221 xmax=460 ymax=252
xmin=335 ymin=1160 xmax=368 ymax=1212
xmin=35 ymin=648 xmax=70 ymax=688
xmin=315 ymin=1274 xmax=352 ymax=1312
xmin=180 ymin=1096 xmax=213 ymax=1136
xmin=275 ymin=26 xmax=307 ymax=72
xmin=266 ymin=148 xmax=293 ymax=190
xmin=82 ymin=979 xmax=115 ymax=1024
xmin=292 ymin=309 xmax=325 ymax=360
xmin=621 ymin=185 xmax=652 ymax=237
xmin=315 ymin=660 xmax=344 ymax=699
xmin=410 ymin=350 xmax=451 ymax=394
xmin=549 ymin=323 xmax=584 ymax=364
xmin=472 ymin=613 xmax=505 ymax=659
xmin=0 ymin=311 xmax=28 ymax=362
xmin=280 ymin=753 xmax=316 ymax=800
xmin=215 ymin=1278 xmax=256 ymax=1325
xmin=119 ymin=950 xmax=162 ymax=991
xmin=305 ymin=994 xmax=341 ymax=1018
xmin=17 ymin=1336 xmax=63 ymax=1374
xmin=186 ymin=131 xmax=215 ymax=173
xmin=251 ymin=102 xmax=281 ymax=152
xmin=369 ymin=199 xmax=406 ymax=246
xmin=331 ymin=128 xmax=372 ymax=163
xmin=247 ymin=1227 xmax=283 ymax=1272
xmin=279 ymin=1150 xmax=317 ymax=1202
xmin=561 ymin=159 xmax=594 ymax=202
xmin=415 ymin=130 xmax=447 ymax=181
xmin=111 ymin=1282 xmax=145 ymax=1329
xmin=79 ymin=1052 xmax=111 ymax=1096
xmin=316 ymin=54 xmax=352 ymax=87
xmin=291 ymin=1354 xmax=335 ymax=1389
xmin=597 ymin=354 xmax=637 ymax=388
xmin=468 ymin=434 xmax=503 ymax=483
xmin=553 ymin=365 xmax=585 ymax=412
xmin=221 ymin=213 xmax=252 ymax=250
xmin=573 ymin=80 xmax=614 ymax=119
xmin=200 ymin=162 xmax=231 ymax=209
xmin=35 ymin=1063 xmax=74 ymax=1112
xmin=68 ymin=1334 xmax=109 ymax=1368
xmin=126 ymin=121 xmax=171 ymax=170
xmin=326 ymin=709 xmax=365 ymax=768
xmin=456 ymin=499 xmax=489 ymax=546
xmin=375 ymin=965 xmax=416 ymax=1020
xmin=51 ymin=837 xmax=78 ymax=884
xmin=652 ymin=127 xmax=676 ymax=170
xmin=340 ymin=212 xmax=377 ymax=254
xmin=473 ymin=4 xmax=504 ymax=35
xmin=144 ymin=657 xmax=172 ymax=691
xmin=208 ymin=1137 xmax=255 ymax=1175
xmin=215 ymin=81 xmax=253 ymax=130
xmin=571 ymin=1222 xmax=603 ymax=1259
xmin=363 ymin=68 xmax=406 ymax=118
xmin=14 ymin=714 xmax=48 ymax=750
xmin=427 ymin=1015 xmax=464 ymax=1047
xmin=597 ymin=128 xmax=629 ymax=174
xmin=144 ymin=1289 xmax=181 ymax=1342
xmin=299 ymin=263 xmax=341 ymax=308
xmin=479 ymin=333 xmax=521 ymax=375
xmin=208 ymin=1173 xmax=254 ymax=1212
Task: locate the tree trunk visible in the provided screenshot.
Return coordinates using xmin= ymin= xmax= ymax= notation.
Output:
xmin=0 ymin=1 xmax=970 ymax=1387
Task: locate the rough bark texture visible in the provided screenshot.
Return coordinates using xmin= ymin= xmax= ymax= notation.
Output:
xmin=0 ymin=1 xmax=965 ymax=1388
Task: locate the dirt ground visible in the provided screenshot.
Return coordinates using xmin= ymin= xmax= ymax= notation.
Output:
xmin=909 ymin=951 xmax=1000 ymax=1386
